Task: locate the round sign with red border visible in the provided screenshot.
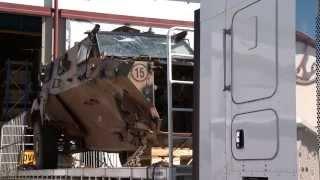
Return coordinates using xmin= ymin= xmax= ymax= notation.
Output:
xmin=131 ymin=63 xmax=148 ymax=82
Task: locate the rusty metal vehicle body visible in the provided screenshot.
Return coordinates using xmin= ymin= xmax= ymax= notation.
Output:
xmin=29 ymin=25 xmax=194 ymax=168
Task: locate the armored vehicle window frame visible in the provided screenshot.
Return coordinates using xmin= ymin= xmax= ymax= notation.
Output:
xmin=95 ymin=31 xmax=194 ymax=59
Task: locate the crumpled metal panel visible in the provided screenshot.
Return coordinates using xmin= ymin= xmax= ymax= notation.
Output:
xmin=44 ymin=56 xmax=161 ymax=151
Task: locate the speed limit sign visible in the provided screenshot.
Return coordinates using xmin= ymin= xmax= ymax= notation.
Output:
xmin=131 ymin=63 xmax=148 ymax=82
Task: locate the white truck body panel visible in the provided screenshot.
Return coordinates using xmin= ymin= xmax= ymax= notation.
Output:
xmin=200 ymin=0 xmax=297 ymax=179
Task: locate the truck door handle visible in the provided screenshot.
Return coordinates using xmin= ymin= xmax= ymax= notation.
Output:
xmin=236 ymin=129 xmax=244 ymax=149
xmin=223 ymin=28 xmax=232 ymax=91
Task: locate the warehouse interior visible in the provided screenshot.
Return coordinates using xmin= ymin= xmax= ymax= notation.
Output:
xmin=0 ymin=13 xmax=41 ymax=123
xmin=0 ymin=1 xmax=199 ymax=173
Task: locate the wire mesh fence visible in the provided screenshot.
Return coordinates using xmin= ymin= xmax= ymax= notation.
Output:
xmin=73 ymin=151 xmax=121 ymax=168
xmin=0 ymin=112 xmax=31 ymax=176
xmin=0 ymin=111 xmax=123 ymax=176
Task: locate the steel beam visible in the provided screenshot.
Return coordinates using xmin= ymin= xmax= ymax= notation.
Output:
xmin=0 ymin=2 xmax=193 ymax=28
xmin=60 ymin=9 xmax=193 ymax=28
xmin=0 ymin=2 xmax=51 ymax=17
xmin=0 ymin=1 xmax=193 ymax=62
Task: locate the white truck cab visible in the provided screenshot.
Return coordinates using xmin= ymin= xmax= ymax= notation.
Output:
xmin=199 ymin=0 xmax=297 ymax=180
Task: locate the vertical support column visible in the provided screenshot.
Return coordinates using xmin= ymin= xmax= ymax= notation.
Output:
xmin=23 ymin=65 xmax=30 ymax=112
xmin=3 ymin=62 xmax=11 ymax=122
xmin=58 ymin=16 xmax=67 ymax=57
xmin=166 ymin=29 xmax=173 ymax=180
xmin=193 ymin=9 xmax=200 ymax=180
xmin=59 ymin=18 xmax=66 ymax=55
xmin=41 ymin=16 xmax=53 ymax=64
xmin=66 ymin=20 xmax=72 ymax=50
xmin=41 ymin=0 xmax=66 ymax=63
xmin=41 ymin=0 xmax=53 ymax=64
xmin=53 ymin=0 xmax=59 ymax=60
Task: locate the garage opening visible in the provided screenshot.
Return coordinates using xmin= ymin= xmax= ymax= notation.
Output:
xmin=0 ymin=13 xmax=42 ymax=122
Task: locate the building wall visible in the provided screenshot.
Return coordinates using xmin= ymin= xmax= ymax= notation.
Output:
xmin=0 ymin=0 xmax=199 ymax=21
xmin=0 ymin=0 xmax=199 ymax=63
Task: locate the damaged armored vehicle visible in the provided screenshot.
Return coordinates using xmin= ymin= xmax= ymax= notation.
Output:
xmin=29 ymin=25 xmax=194 ymax=168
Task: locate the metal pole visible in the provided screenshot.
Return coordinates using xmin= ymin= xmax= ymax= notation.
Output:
xmin=167 ymin=28 xmax=173 ymax=180
xmin=53 ymin=0 xmax=59 ymax=60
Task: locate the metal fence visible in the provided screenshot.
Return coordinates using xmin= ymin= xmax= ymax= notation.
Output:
xmin=73 ymin=152 xmax=121 ymax=168
xmin=0 ymin=166 xmax=192 ymax=180
xmin=0 ymin=112 xmax=32 ymax=176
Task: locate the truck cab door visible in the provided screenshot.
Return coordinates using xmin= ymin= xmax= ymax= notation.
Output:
xmin=228 ymin=0 xmax=278 ymax=160
xmin=199 ymin=0 xmax=297 ymax=180
xmin=225 ymin=0 xmax=297 ymax=179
